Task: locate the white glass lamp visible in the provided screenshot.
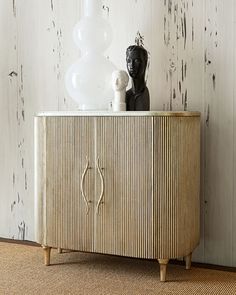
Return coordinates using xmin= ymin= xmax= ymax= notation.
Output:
xmin=65 ymin=0 xmax=116 ymax=110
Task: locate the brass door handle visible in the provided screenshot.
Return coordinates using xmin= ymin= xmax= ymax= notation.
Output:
xmin=96 ymin=157 xmax=104 ymax=215
xmin=80 ymin=156 xmax=91 ymax=215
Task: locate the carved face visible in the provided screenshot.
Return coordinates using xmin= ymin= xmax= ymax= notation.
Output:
xmin=112 ymin=71 xmax=129 ymax=91
xmin=112 ymin=76 xmax=123 ymax=91
xmin=126 ymin=50 xmax=146 ymax=79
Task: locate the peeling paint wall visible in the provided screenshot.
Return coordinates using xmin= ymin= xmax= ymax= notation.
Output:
xmin=1 ymin=0 xmax=236 ymax=267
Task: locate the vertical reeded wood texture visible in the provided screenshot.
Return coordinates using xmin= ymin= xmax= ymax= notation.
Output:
xmin=43 ymin=117 xmax=95 ymax=251
xmin=153 ymin=117 xmax=200 ymax=259
xmin=34 ymin=117 xmax=46 ymax=245
xmin=95 ymin=117 xmax=153 ymax=258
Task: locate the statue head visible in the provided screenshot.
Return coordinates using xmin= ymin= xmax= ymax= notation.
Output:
xmin=112 ymin=70 xmax=129 ymax=91
xmin=126 ymin=45 xmax=148 ymax=79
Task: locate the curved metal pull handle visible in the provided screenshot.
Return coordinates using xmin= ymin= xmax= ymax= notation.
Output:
xmin=80 ymin=156 xmax=91 ymax=215
xmin=96 ymin=157 xmax=104 ymax=215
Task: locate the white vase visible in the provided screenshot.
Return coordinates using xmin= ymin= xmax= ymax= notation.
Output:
xmin=65 ymin=0 xmax=116 ymax=110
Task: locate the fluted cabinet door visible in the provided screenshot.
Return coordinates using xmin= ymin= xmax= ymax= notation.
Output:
xmin=94 ymin=117 xmax=153 ymax=258
xmin=35 ymin=117 xmax=95 ymax=251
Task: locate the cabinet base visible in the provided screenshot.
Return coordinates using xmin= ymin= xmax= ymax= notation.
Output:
xmin=41 ymin=246 xmax=193 ymax=282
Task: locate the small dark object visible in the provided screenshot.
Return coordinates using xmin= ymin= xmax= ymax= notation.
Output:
xmin=126 ymin=45 xmax=150 ymax=111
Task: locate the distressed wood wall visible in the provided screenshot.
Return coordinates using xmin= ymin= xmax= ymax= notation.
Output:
xmin=0 ymin=0 xmax=235 ymax=266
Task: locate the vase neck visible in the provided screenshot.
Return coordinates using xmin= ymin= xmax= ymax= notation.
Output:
xmin=84 ymin=0 xmax=102 ymax=17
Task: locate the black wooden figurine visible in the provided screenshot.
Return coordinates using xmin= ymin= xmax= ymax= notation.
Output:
xmin=125 ymin=45 xmax=150 ymax=111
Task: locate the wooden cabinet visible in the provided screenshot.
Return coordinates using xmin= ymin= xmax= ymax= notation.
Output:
xmin=35 ymin=111 xmax=200 ymax=282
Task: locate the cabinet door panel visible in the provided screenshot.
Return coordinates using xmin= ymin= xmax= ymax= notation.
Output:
xmin=95 ymin=117 xmax=153 ymax=258
xmin=45 ymin=117 xmax=95 ymax=251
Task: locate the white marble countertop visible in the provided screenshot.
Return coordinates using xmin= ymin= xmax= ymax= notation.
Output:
xmin=36 ymin=111 xmax=201 ymax=117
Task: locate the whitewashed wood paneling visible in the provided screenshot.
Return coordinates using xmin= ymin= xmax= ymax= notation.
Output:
xmin=204 ymin=0 xmax=234 ymax=266
xmin=0 ymin=0 xmax=18 ymax=239
xmin=1 ymin=0 xmax=236 ymax=267
xmin=0 ymin=0 xmax=80 ymax=240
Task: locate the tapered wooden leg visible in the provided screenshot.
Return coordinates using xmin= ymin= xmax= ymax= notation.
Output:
xmin=158 ymin=259 xmax=169 ymax=282
xmin=42 ymin=246 xmax=51 ymax=266
xmin=57 ymin=248 xmax=62 ymax=254
xmin=185 ymin=253 xmax=192 ymax=270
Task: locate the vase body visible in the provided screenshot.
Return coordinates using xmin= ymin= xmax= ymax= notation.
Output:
xmin=65 ymin=0 xmax=116 ymax=110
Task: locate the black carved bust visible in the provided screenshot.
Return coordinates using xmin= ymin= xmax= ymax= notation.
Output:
xmin=126 ymin=45 xmax=150 ymax=111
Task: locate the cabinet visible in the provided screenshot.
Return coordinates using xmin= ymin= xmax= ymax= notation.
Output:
xmin=35 ymin=111 xmax=200 ymax=282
